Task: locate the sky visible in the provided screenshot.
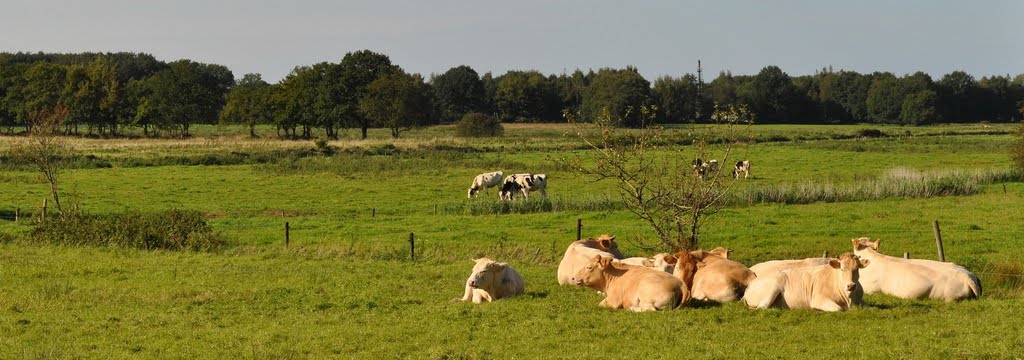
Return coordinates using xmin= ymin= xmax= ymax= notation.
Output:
xmin=1 ymin=0 xmax=1021 ymax=83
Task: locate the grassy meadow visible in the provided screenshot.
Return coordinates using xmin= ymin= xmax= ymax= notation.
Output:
xmin=2 ymin=123 xmax=1023 ymax=358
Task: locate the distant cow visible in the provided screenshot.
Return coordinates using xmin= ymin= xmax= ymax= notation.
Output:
xmin=852 ymin=237 xmax=981 ymax=301
xmin=467 ymin=171 xmax=504 ymax=199
xmin=498 ymin=173 xmax=548 ymax=201
xmin=733 ymin=160 xmax=751 ymax=179
xmin=743 ymin=253 xmax=869 ymax=311
xmin=556 ymin=235 xmax=625 ymax=285
xmin=692 ymin=158 xmax=719 ymax=179
xmin=453 ymin=257 xmax=525 ymax=303
xmin=572 ymin=255 xmax=685 ymax=311
xmin=749 ymin=257 xmax=832 ymax=278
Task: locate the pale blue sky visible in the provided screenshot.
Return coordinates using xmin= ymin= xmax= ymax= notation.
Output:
xmin=2 ymin=0 xmax=1021 ymax=82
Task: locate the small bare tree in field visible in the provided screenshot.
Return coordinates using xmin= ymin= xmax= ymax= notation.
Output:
xmin=12 ymin=104 xmax=74 ymax=216
xmin=562 ymin=104 xmax=753 ymax=251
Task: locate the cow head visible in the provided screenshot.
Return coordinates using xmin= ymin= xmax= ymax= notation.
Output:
xmin=572 ymin=255 xmax=614 ymax=287
xmin=498 ymin=179 xmax=519 ymax=201
xmin=830 ymin=253 xmax=870 ymax=294
xmin=708 ymin=246 xmax=732 ymax=259
xmin=468 ymin=258 xmax=507 ymax=289
xmin=592 ymin=234 xmax=625 ymax=259
xmin=670 ymin=251 xmax=700 ymax=288
xmin=650 ymin=253 xmax=675 ymax=273
xmin=467 ymin=186 xmax=479 ymax=199
xmin=851 ymin=237 xmax=880 ymax=252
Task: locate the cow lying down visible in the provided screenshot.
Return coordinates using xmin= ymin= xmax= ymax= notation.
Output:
xmin=572 ymin=255 xmax=686 ymax=312
xmin=743 ymin=253 xmax=868 ymax=312
xmin=453 ymin=257 xmax=525 ymax=303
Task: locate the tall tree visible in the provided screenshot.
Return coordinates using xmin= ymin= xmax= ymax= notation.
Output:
xmin=937 ymin=71 xmax=978 ymax=122
xmin=338 ymin=50 xmax=398 ymax=139
xmin=745 ymin=66 xmax=799 ymax=122
xmin=830 ymin=71 xmax=872 ymax=122
xmin=360 ymin=71 xmax=432 ymax=138
xmin=900 ymin=90 xmax=938 ymax=125
xmin=580 ymin=66 xmax=652 ymax=127
xmin=431 ymin=65 xmax=485 ymax=123
xmin=651 ymin=74 xmax=699 ymax=123
xmin=142 ymin=60 xmax=234 ymax=137
xmin=220 ymin=73 xmax=272 ymax=137
xmin=866 ymin=73 xmax=903 ymax=124
xmin=493 ymin=70 xmax=560 ymax=122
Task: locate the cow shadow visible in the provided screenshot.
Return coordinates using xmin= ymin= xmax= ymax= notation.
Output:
xmin=688 ymin=299 xmax=723 ymax=309
xmin=0 ymin=209 xmax=17 ymax=222
xmin=521 ymin=291 xmax=549 ymax=299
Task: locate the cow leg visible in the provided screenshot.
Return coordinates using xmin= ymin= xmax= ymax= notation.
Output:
xmin=454 ymin=284 xmax=473 ymax=302
xmin=597 ymin=299 xmax=610 ymax=308
xmin=812 ymin=299 xmax=843 ymax=312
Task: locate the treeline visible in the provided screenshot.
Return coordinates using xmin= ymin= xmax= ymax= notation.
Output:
xmin=2 ymin=51 xmax=1023 ymax=138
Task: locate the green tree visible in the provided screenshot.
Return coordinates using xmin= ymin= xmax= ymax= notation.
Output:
xmin=431 ymin=65 xmax=485 ymax=123
xmin=938 ymin=71 xmax=978 ymax=122
xmin=831 ymin=71 xmax=872 ymax=122
xmin=338 ymin=50 xmax=399 ymax=139
xmin=493 ymin=70 xmax=559 ymax=122
xmin=580 ymin=66 xmax=652 ymax=127
xmin=652 ymin=74 xmax=699 ymax=123
xmin=745 ymin=66 xmax=798 ymax=122
xmin=220 ymin=73 xmax=272 ymax=137
xmin=900 ymin=90 xmax=938 ymax=125
xmin=359 ymin=71 xmax=431 ymax=138
xmin=866 ymin=74 xmax=903 ymax=124
xmin=142 ymin=60 xmax=234 ymax=137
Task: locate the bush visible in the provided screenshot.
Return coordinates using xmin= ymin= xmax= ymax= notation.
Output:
xmin=28 ymin=209 xmax=226 ymax=251
xmin=1013 ymin=125 xmax=1024 ymax=172
xmin=455 ymin=113 xmax=504 ymax=137
xmin=857 ymin=128 xmax=887 ymax=138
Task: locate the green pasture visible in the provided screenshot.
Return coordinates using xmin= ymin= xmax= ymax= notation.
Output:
xmin=1 ymin=124 xmax=1023 ymax=358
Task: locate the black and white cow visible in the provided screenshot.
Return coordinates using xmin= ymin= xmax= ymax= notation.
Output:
xmin=499 ymin=173 xmax=548 ymax=201
xmin=692 ymin=158 xmax=719 ymax=179
xmin=733 ymin=160 xmax=751 ymax=179
xmin=468 ymin=171 xmax=504 ymax=198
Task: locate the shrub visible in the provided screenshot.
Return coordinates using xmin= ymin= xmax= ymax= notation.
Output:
xmin=28 ymin=209 xmax=226 ymax=251
xmin=455 ymin=113 xmax=504 ymax=137
xmin=1012 ymin=124 xmax=1024 ymax=172
xmin=856 ymin=128 xmax=886 ymax=138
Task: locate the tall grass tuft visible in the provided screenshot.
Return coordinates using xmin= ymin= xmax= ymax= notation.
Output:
xmin=28 ymin=209 xmax=227 ymax=251
xmin=735 ymin=167 xmax=1019 ymax=205
xmin=442 ymin=196 xmax=622 ymax=215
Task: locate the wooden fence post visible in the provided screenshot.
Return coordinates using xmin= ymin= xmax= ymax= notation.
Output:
xmin=576 ymin=218 xmax=582 ymax=241
xmin=409 ymin=232 xmax=415 ymax=261
xmin=42 ymin=199 xmax=47 ymax=220
xmin=822 ymin=251 xmax=828 ymax=258
xmin=372 ymin=208 xmax=376 ymax=218
xmin=933 ymin=220 xmax=945 ymax=262
xmin=904 ymin=251 xmax=910 ymax=259
xmin=14 ymin=207 xmax=19 ymax=222
xmin=285 ymin=222 xmax=290 ymax=248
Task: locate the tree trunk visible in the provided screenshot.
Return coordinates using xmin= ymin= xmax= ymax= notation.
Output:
xmin=361 ymin=126 xmax=368 ymax=140
xmin=391 ymin=128 xmax=400 ymax=138
xmin=249 ymin=124 xmax=256 ymax=138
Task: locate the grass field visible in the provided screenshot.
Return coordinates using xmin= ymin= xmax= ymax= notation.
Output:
xmin=2 ymin=123 xmax=1023 ymax=358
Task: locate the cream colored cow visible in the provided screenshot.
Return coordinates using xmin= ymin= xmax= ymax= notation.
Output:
xmin=852 ymin=237 xmax=981 ymax=301
xmin=453 ymin=258 xmax=525 ymax=304
xmin=690 ymin=256 xmax=757 ymax=303
xmin=749 ymin=258 xmax=832 ymax=278
xmin=572 ymin=255 xmax=684 ymax=311
xmin=743 ymin=253 xmax=869 ymax=312
xmin=556 ymin=235 xmax=625 ymax=285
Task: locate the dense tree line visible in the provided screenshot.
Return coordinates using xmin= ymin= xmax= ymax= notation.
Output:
xmin=3 ymin=51 xmax=1023 ymax=139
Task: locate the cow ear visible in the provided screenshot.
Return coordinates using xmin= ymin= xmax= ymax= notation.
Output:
xmin=598 ymin=239 xmax=611 ymax=249
xmin=872 ymin=240 xmax=880 ymax=250
xmin=591 ymin=254 xmax=604 ymax=263
xmin=663 ymin=255 xmax=678 ymax=265
xmin=828 ymin=259 xmax=841 ymax=269
xmin=493 ymin=263 xmax=508 ymax=271
xmin=598 ymin=257 xmax=613 ymax=268
xmin=697 ymin=262 xmax=707 ymax=270
xmin=859 ymin=259 xmax=870 ymax=268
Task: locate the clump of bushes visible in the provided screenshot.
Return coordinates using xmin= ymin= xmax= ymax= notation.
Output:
xmin=455 ymin=113 xmax=504 ymax=137
xmin=29 ymin=209 xmax=226 ymax=251
xmin=856 ymin=128 xmax=887 ymax=138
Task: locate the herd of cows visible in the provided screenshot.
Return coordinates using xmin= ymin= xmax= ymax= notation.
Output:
xmin=454 ymin=236 xmax=982 ymax=312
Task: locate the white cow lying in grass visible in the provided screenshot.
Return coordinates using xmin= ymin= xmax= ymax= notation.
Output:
xmin=852 ymin=237 xmax=981 ymax=301
xmin=467 ymin=171 xmax=504 ymax=198
xmin=453 ymin=257 xmax=525 ymax=303
xmin=498 ymin=173 xmax=547 ymax=201
xmin=617 ymin=253 xmax=676 ymax=273
xmin=743 ymin=253 xmax=869 ymax=311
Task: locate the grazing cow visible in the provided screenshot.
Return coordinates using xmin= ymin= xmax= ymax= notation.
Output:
xmin=692 ymin=158 xmax=720 ymax=179
xmin=467 ymin=171 xmax=504 ymax=199
xmin=453 ymin=258 xmax=525 ymax=303
xmin=852 ymin=237 xmax=981 ymax=301
xmin=498 ymin=173 xmax=548 ymax=201
xmin=556 ymin=235 xmax=625 ymax=285
xmin=733 ymin=160 xmax=751 ymax=179
xmin=749 ymin=257 xmax=832 ymax=278
xmin=743 ymin=253 xmax=869 ymax=311
xmin=572 ymin=255 xmax=685 ymax=311
xmin=690 ymin=254 xmax=757 ymax=303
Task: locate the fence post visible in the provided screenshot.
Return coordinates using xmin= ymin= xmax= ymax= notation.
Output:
xmin=576 ymin=218 xmax=582 ymax=241
xmin=15 ymin=207 xmax=19 ymax=222
xmin=409 ymin=232 xmax=415 ymax=261
xmin=372 ymin=208 xmax=376 ymax=218
xmin=933 ymin=220 xmax=944 ymax=262
xmin=42 ymin=199 xmax=47 ymax=220
xmin=904 ymin=251 xmax=910 ymax=259
xmin=822 ymin=251 xmax=828 ymax=258
xmin=433 ymin=204 xmax=437 ymax=215
xmin=1003 ymin=183 xmax=1007 ymax=194
xmin=285 ymin=222 xmax=290 ymax=248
